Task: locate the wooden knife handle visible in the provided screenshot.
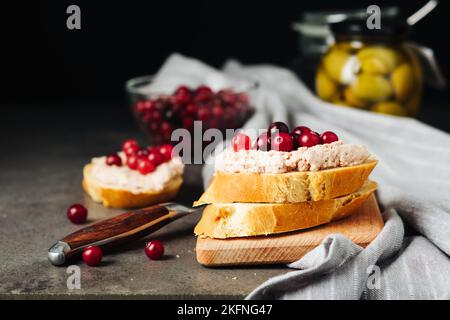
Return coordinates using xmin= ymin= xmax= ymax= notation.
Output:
xmin=63 ymin=205 xmax=173 ymax=257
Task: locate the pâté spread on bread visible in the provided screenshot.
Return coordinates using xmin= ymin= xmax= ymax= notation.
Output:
xmin=83 ymin=139 xmax=184 ymax=209
xmin=89 ymin=152 xmax=183 ymax=194
xmin=194 ymin=122 xmax=378 ymax=239
xmin=216 ymin=141 xmax=373 ymax=174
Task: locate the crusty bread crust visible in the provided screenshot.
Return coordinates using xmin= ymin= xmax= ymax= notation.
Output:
xmin=83 ymin=164 xmax=182 ymax=209
xmin=194 ymin=181 xmax=377 ymax=239
xmin=194 ymin=161 xmax=377 ymax=205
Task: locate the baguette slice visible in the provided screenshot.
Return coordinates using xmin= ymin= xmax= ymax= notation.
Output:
xmin=83 ymin=164 xmax=182 ymax=209
xmin=194 ymin=161 xmax=377 ymax=205
xmin=194 ymin=180 xmax=377 ymax=239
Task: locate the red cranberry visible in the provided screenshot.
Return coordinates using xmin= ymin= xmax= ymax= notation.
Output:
xmin=291 ymin=133 xmax=300 ymax=149
xmin=137 ymin=158 xmax=156 ymax=175
xmin=175 ymin=85 xmax=191 ymax=95
xmin=149 ymin=110 xmax=163 ymax=122
xmin=196 ymin=85 xmax=213 ymax=95
xmin=255 ymin=132 xmax=271 ymax=151
xmin=320 ymin=131 xmax=339 ymax=144
xmin=149 ymin=122 xmax=159 ymax=133
xmin=237 ymin=93 xmax=249 ymax=104
xmin=124 ymin=144 xmax=139 ymax=157
xmin=197 ymin=108 xmax=211 ymax=122
xmin=212 ymin=105 xmax=224 ymax=118
xmin=268 ymin=122 xmax=290 ymax=135
xmin=222 ymin=93 xmax=237 ymax=105
xmin=82 ymin=246 xmax=103 ymax=267
xmin=105 ymin=153 xmax=122 ymax=166
xmin=67 ymin=204 xmax=88 ymax=224
xmin=135 ymin=100 xmax=154 ymax=113
xmin=145 ymin=240 xmax=164 ymax=260
xmin=134 ymin=101 xmax=148 ymax=113
xmin=160 ymin=122 xmax=173 ymax=138
xmin=159 ymin=144 xmax=174 ymax=161
xmin=186 ymin=103 xmax=197 ymax=116
xmin=122 ymin=139 xmax=138 ymax=153
xmin=182 ymin=117 xmax=194 ymax=129
xmin=298 ymin=131 xmax=321 ymax=148
xmin=271 ymin=132 xmax=294 ymax=151
xmin=147 ymin=146 xmax=159 ymax=154
xmin=232 ymin=133 xmax=251 ymax=152
xmin=174 ymin=86 xmax=192 ymax=104
xmin=136 ymin=148 xmax=149 ymax=158
xmin=147 ymin=150 xmax=164 ymax=166
xmin=126 ymin=155 xmax=139 ymax=170
xmin=194 ymin=86 xmax=213 ymax=102
xmin=292 ymin=126 xmax=311 ymax=136
xmin=207 ymin=118 xmax=219 ymax=129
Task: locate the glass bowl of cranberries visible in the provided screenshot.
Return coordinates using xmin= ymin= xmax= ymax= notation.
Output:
xmin=126 ymin=75 xmax=256 ymax=146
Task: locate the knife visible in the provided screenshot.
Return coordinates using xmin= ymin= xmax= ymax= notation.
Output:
xmin=48 ymin=203 xmax=201 ymax=266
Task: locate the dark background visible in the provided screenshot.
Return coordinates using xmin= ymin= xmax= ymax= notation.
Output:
xmin=1 ymin=1 xmax=449 ymax=116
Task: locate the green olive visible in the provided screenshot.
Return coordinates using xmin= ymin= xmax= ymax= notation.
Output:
xmin=360 ymin=56 xmax=392 ymax=75
xmin=316 ymin=69 xmax=339 ymax=101
xmin=372 ymin=101 xmax=407 ymax=116
xmin=391 ymin=64 xmax=414 ymax=102
xmin=357 ymin=47 xmax=400 ymax=74
xmin=322 ymin=48 xmax=352 ymax=83
xmin=343 ymin=87 xmax=368 ymax=109
xmin=350 ymin=74 xmax=393 ymax=102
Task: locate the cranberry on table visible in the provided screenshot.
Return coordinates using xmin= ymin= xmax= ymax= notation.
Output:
xmin=126 ymin=155 xmax=139 ymax=170
xmin=232 ymin=133 xmax=252 ymax=152
xmin=298 ymin=131 xmax=321 ymax=148
xmin=67 ymin=204 xmax=88 ymax=224
xmin=255 ymin=132 xmax=271 ymax=151
xmin=82 ymin=246 xmax=103 ymax=267
xmin=159 ymin=144 xmax=174 ymax=161
xmin=292 ymin=126 xmax=311 ymax=136
xmin=268 ymin=122 xmax=290 ymax=135
xmin=271 ymin=132 xmax=294 ymax=152
xmin=137 ymin=158 xmax=156 ymax=175
xmin=320 ymin=131 xmax=339 ymax=144
xmin=145 ymin=240 xmax=165 ymax=260
xmin=105 ymin=153 xmax=122 ymax=167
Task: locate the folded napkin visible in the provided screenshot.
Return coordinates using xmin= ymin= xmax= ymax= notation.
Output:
xmin=154 ymin=53 xmax=450 ymax=300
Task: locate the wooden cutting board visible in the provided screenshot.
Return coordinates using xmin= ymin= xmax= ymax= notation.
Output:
xmin=196 ymin=194 xmax=383 ymax=266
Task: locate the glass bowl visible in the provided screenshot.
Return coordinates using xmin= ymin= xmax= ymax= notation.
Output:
xmin=125 ymin=75 xmax=257 ymax=145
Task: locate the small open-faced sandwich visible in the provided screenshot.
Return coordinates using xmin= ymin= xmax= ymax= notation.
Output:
xmin=83 ymin=140 xmax=183 ymax=209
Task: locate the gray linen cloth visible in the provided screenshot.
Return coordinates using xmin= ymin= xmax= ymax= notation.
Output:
xmin=150 ymin=54 xmax=450 ymax=300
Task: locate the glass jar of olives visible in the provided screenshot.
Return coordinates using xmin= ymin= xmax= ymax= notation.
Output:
xmin=316 ymin=19 xmax=422 ymax=116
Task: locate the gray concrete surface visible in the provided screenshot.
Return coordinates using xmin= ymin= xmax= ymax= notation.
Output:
xmin=0 ymin=106 xmax=287 ymax=299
